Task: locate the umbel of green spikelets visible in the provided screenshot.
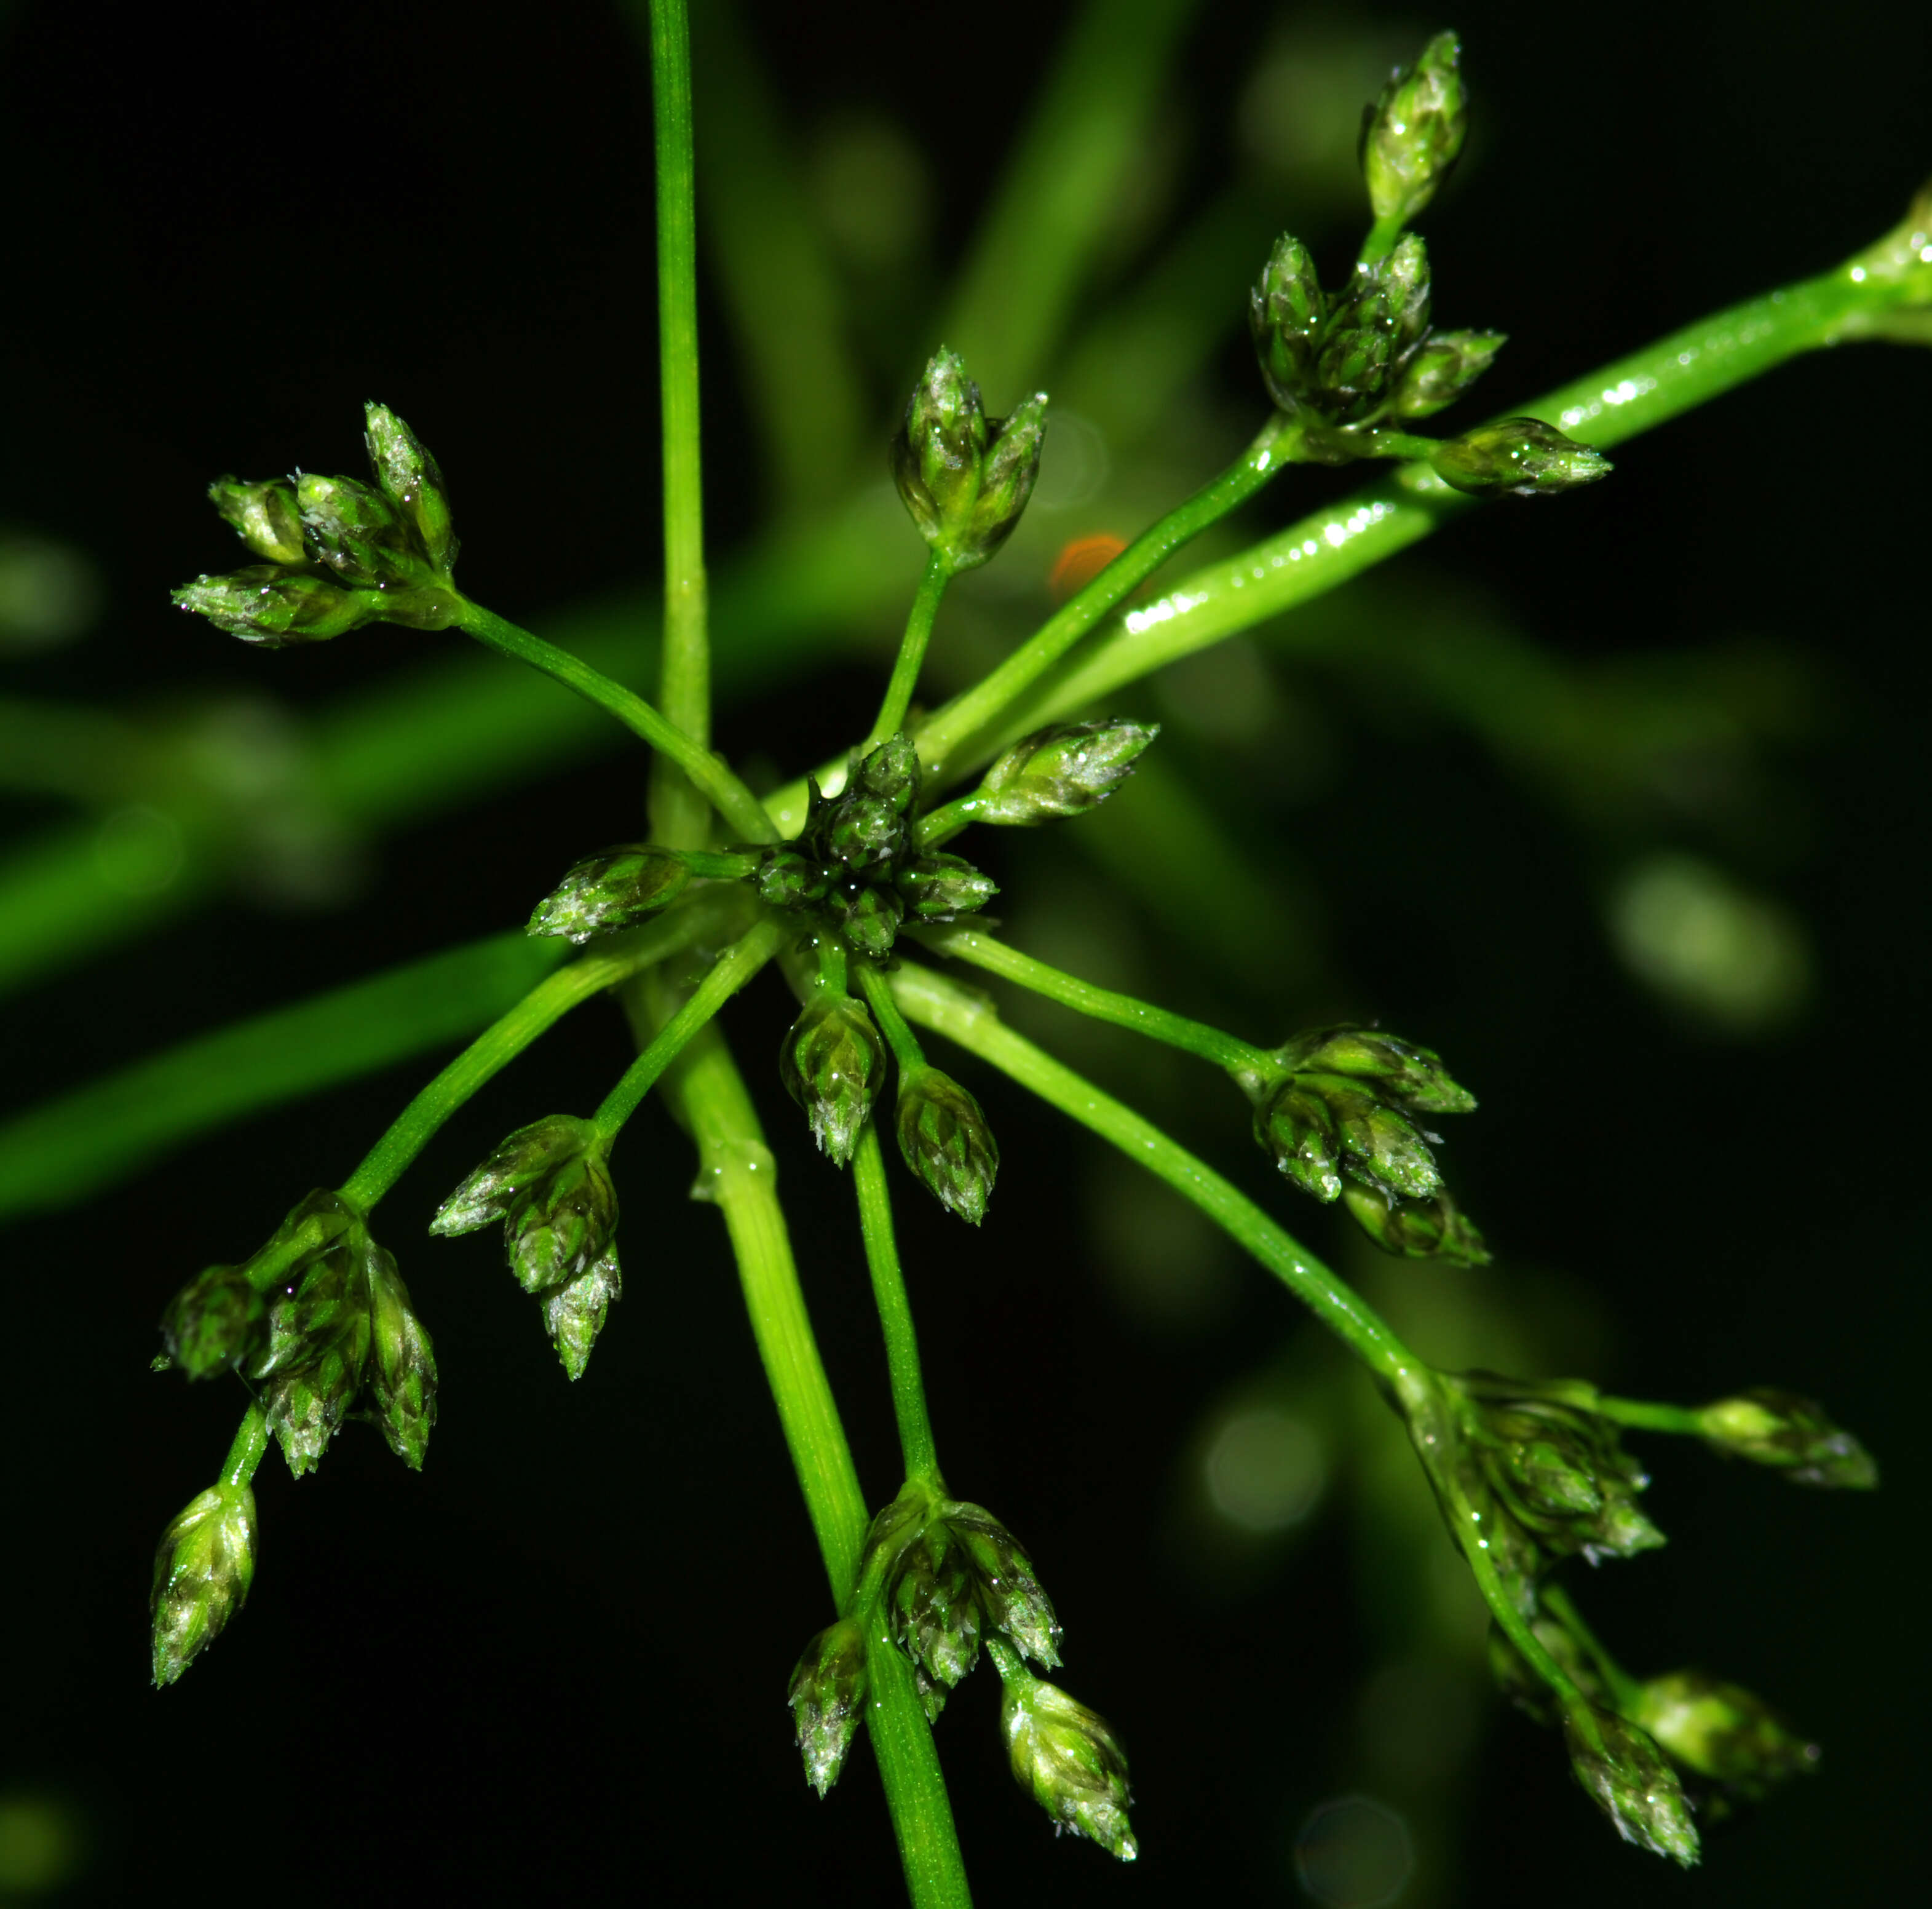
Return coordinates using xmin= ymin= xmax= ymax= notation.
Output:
xmin=786 ymin=1482 xmax=1136 ymax=1859
xmin=1443 ymin=1372 xmax=1876 ymax=1862
xmin=157 ymin=1189 xmax=438 ymax=1474
xmin=432 ymin=1115 xmax=623 ymax=1379
xmin=173 ymin=403 xmax=464 ymax=643
xmin=1235 ymin=1024 xmax=1489 ymax=1263
xmin=1248 ymin=31 xmax=1609 ymax=496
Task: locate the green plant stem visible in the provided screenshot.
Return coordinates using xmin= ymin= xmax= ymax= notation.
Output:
xmin=854 ymin=961 xmax=928 ymax=1073
xmin=591 ymin=916 xmax=783 ymax=1136
xmin=650 ymin=1016 xmax=971 ymax=1908
xmin=453 ymin=601 xmax=770 ymax=843
xmin=910 ymin=411 xmax=1297 ymax=782
xmin=852 ymin=1119 xmax=940 ymax=1484
xmin=906 ymin=923 xmax=1267 ymax=1072
xmin=221 ymin=1403 xmax=269 ymax=1491
xmin=647 ymin=0 xmax=712 ymax=850
xmin=868 ymin=552 xmax=950 ymax=748
xmin=1540 ymin=1582 xmax=1644 ymax=1712
xmin=949 ymin=242 xmax=1932 ymax=767
xmin=886 ymin=958 xmax=1415 ymax=1391
xmin=1594 ymin=1395 xmax=1706 ymax=1435
xmin=337 ymin=927 xmax=687 ymax=1210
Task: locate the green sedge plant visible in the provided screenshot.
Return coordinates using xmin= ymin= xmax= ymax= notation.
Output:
xmin=22 ymin=9 xmax=1926 ymax=1902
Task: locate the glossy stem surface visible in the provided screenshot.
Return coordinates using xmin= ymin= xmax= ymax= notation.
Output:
xmin=647 ymin=0 xmax=713 ymax=848
xmin=853 ymin=1119 xmax=940 ymax=1483
xmin=1595 ymin=1395 xmax=1705 ymax=1435
xmin=654 ymin=1017 xmax=972 ymax=1908
xmin=592 ymin=916 xmax=783 ymax=1135
xmin=869 ymin=552 xmax=950 ymax=748
xmin=220 ymin=1404 xmax=269 ymax=1491
xmin=456 ymin=603 xmax=772 ymax=841
xmin=906 ymin=923 xmax=1267 ymax=1072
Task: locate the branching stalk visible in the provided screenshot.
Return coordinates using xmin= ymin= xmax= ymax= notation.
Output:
xmin=868 ymin=552 xmax=951 ymax=748
xmin=853 ymin=1120 xmax=941 ymax=1483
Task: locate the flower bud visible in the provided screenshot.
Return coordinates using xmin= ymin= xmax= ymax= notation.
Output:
xmin=159 ymin=1263 xmax=267 ymax=1380
xmin=503 ymin=1145 xmax=619 ymax=1296
xmin=887 ymin=1525 xmax=982 ymax=1718
xmin=896 ymin=852 xmax=999 ymax=923
xmin=363 ymin=402 xmax=457 ymax=574
xmin=1392 ymin=327 xmax=1506 ymax=419
xmin=839 ymin=883 xmax=906 ymax=962
xmin=1696 ymin=1389 xmax=1877 ymax=1488
xmin=526 ymin=844 xmax=695 ymax=942
xmin=852 ymin=731 xmax=923 ymax=818
xmin=1270 ymin=1025 xmax=1477 ymax=1114
xmin=1633 ymin=1671 xmax=1818 ymax=1804
xmin=780 ymin=991 xmax=887 ymax=1166
xmin=366 ymin=1245 xmax=438 ymax=1469
xmin=172 ymin=566 xmax=370 ymax=646
xmin=1379 ymin=233 xmax=1433 ymax=352
xmin=1313 ymin=274 xmax=1397 ymax=424
xmin=431 ymin=1114 xmax=594 ymax=1235
xmin=1254 ymin=1081 xmax=1343 ymax=1202
xmin=896 ymin=1065 xmax=999 ymax=1225
xmin=823 ymin=793 xmax=906 ymax=873
xmin=974 ymin=720 xmax=1159 ymax=824
xmin=541 ymin=1249 xmax=622 ymax=1381
xmin=1250 ymin=232 xmax=1329 ymax=413
xmin=1564 ymin=1705 xmax=1700 ymax=1867
xmin=944 ymin=1501 xmax=1061 ymax=1667
xmin=296 ymin=470 xmax=431 ymax=590
xmin=151 ymin=1480 xmax=257 ymax=1686
xmin=1360 ymin=31 xmax=1468 ymax=228
xmin=788 ymin=1617 xmax=869 ymax=1796
xmin=1431 ymin=418 xmax=1612 ymax=498
xmin=1301 ymin=1073 xmax=1441 ymax=1199
xmin=754 ymin=846 xmax=830 ymax=911
xmin=890 ymin=349 xmax=1048 ymax=573
xmin=1452 ymin=1381 xmax=1665 ymax=1565
xmin=1340 ymin=1184 xmax=1491 ymax=1264
xmin=208 ymin=476 xmax=308 ymax=565
xmin=999 ymin=1665 xmax=1137 ymax=1860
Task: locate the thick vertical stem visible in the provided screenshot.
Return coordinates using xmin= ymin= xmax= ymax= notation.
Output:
xmin=647 ymin=0 xmax=711 ymax=849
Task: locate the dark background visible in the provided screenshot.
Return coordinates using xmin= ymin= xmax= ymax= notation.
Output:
xmin=1 ymin=1 xmax=1926 ymax=1903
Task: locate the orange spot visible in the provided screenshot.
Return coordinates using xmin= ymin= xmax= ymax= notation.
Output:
xmin=1048 ymin=533 xmax=1130 ymax=605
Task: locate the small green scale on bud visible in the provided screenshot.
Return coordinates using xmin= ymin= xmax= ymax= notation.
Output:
xmin=366 ymin=1247 xmax=438 ymax=1469
xmin=944 ymin=1502 xmax=1061 ymax=1667
xmin=433 ymin=1116 xmax=622 ymax=1377
xmin=788 ymin=1617 xmax=869 ymax=1797
xmin=897 ymin=1065 xmax=999 ymax=1225
xmin=172 ymin=565 xmax=370 ymax=646
xmin=1299 ymin=1072 xmax=1441 ymax=1200
xmin=364 ymin=402 xmax=457 ymax=573
xmin=896 ymin=852 xmax=999 ymax=922
xmin=891 ymin=347 xmax=1048 ymax=573
xmin=151 ymin=1480 xmax=257 ymax=1686
xmin=781 ymin=991 xmax=887 ymax=1166
xmin=887 ymin=1525 xmax=983 ymax=1720
xmin=1250 ymin=234 xmax=1329 ymax=411
xmin=998 ymin=1661 xmax=1137 ymax=1860
xmin=974 ymin=720 xmax=1158 ymax=824
xmin=542 ymin=1252 xmax=622 ymax=1382
xmin=1254 ymin=1081 xmax=1343 ymax=1202
xmin=1564 ymin=1705 xmax=1700 ymax=1867
xmin=1360 ymin=31 xmax=1469 ymax=229
xmin=839 ymin=882 xmax=906 ymax=961
xmin=754 ymin=845 xmax=830 ymax=911
xmin=1696 ymin=1389 xmax=1878 ymax=1488
xmin=1431 ymin=418 xmax=1612 ymax=498
xmin=1633 ymin=1671 xmax=1819 ymax=1807
xmin=527 ymin=844 xmax=695 ymax=942
xmin=1393 ymin=328 xmax=1506 ymax=418
xmin=1341 ymin=1183 xmax=1491 ymax=1265
xmin=297 ymin=472 xmax=424 ymax=589
xmin=159 ymin=1263 xmax=266 ymax=1379
xmin=1272 ymin=1023 xmax=1477 ymax=1114
xmin=208 ymin=476 xmax=307 ymax=565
